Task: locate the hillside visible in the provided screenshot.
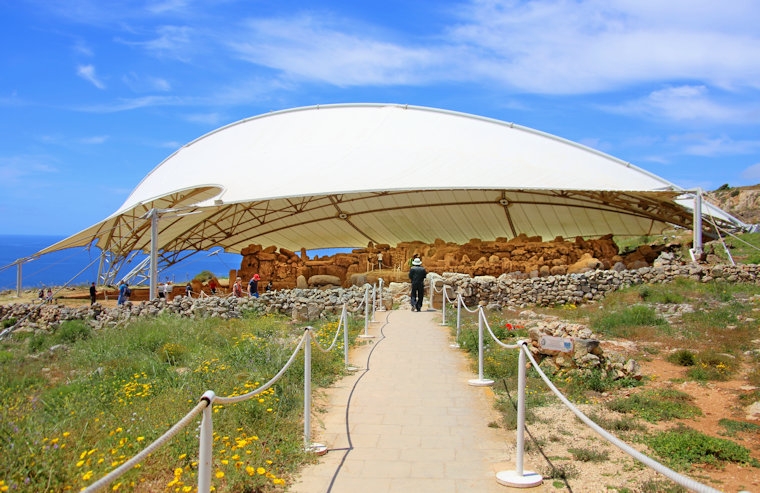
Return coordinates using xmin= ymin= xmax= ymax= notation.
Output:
xmin=704 ymin=184 xmax=760 ymax=225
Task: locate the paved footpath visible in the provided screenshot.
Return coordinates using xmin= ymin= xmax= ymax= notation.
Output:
xmin=289 ymin=306 xmax=540 ymax=493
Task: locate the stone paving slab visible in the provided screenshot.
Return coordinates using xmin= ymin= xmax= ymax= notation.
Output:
xmin=289 ymin=306 xmax=543 ymax=493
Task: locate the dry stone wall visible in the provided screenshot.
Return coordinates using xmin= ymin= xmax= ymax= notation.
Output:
xmin=233 ymin=234 xmax=669 ymax=291
xmin=438 ymin=255 xmax=760 ymax=309
xmin=4 ymin=256 xmax=760 ymax=336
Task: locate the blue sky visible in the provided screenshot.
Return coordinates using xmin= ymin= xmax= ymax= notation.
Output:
xmin=1 ymin=0 xmax=759 ymax=236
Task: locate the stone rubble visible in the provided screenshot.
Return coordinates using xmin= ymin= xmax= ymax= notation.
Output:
xmin=3 ymin=256 xmax=759 ymax=382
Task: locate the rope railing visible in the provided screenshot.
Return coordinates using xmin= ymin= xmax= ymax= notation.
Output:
xmin=519 ymin=343 xmax=722 ymax=493
xmin=357 ymin=284 xmax=375 ymax=339
xmin=78 ymin=305 xmax=361 ymax=493
xmin=437 ymin=280 xmax=726 ymax=491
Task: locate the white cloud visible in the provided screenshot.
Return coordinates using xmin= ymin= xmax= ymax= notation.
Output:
xmin=606 ymin=85 xmax=756 ymax=123
xmin=79 ymin=135 xmax=109 ymax=144
xmin=0 ymin=155 xmax=57 ymax=186
xmin=184 ymin=112 xmax=224 ymax=125
xmin=230 ymin=15 xmax=438 ymax=86
xmin=740 ymin=162 xmax=760 ymax=181
xmin=118 ymin=25 xmax=195 ymax=61
xmin=78 ymin=95 xmax=185 ymax=112
xmin=681 ymin=135 xmax=760 ymax=157
xmin=122 ymin=72 xmax=172 ymax=92
xmin=76 ymin=64 xmax=106 ymax=89
xmin=446 ymin=0 xmax=760 ymax=94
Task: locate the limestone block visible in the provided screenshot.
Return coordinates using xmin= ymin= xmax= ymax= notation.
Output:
xmin=308 ymin=274 xmax=342 ymax=287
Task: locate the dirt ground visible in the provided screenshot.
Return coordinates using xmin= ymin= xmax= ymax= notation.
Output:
xmin=521 ymin=338 xmax=760 ymax=493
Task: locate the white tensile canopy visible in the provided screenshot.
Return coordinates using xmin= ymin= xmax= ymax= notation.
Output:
xmin=39 ymin=104 xmax=745 ymax=267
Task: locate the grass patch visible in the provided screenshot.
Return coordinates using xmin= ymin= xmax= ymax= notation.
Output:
xmin=586 ymin=411 xmax=646 ymax=433
xmin=644 ymin=425 xmax=760 ymax=470
xmin=560 ymin=368 xmax=642 ymax=399
xmin=685 ymin=350 xmax=739 ymax=381
xmin=718 ymin=418 xmax=760 ymax=437
xmin=568 ymin=446 xmax=610 ymax=462
xmin=637 ymin=284 xmax=684 ymax=304
xmin=537 ymin=462 xmax=579 ymax=481
xmin=638 ymin=479 xmax=688 ymax=493
xmin=605 ymin=388 xmax=701 ymax=423
xmin=0 ymin=310 xmax=358 ymax=492
xmin=590 ymin=304 xmax=668 ymax=338
xmin=667 ymin=349 xmax=696 ymax=366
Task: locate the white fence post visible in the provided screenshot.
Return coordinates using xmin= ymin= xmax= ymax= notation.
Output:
xmin=377 ymin=278 xmax=385 ymax=311
xmin=371 ymin=283 xmax=377 ymax=322
xmin=441 ymin=281 xmax=448 ymax=326
xmin=450 ymin=294 xmax=462 ymax=349
xmin=197 ymin=390 xmax=216 ymax=493
xmin=496 ymin=344 xmax=543 ymax=487
xmin=468 ymin=308 xmax=494 ymax=386
xmin=303 ymin=327 xmax=327 ymax=455
xmin=359 ymin=284 xmax=375 ymax=339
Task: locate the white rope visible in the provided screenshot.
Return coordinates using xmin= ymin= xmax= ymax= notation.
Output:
xmin=355 ymin=286 xmax=369 ymax=311
xmin=519 ymin=343 xmax=722 ymax=493
xmin=458 ymin=293 xmax=479 ymax=314
xmin=431 ymin=279 xmax=443 ymax=294
xmin=479 ymin=306 xmax=520 ymax=350
xmin=82 ymin=399 xmax=209 ymax=493
xmin=215 ymin=332 xmax=307 ymax=405
xmin=312 ymin=306 xmax=346 ymax=353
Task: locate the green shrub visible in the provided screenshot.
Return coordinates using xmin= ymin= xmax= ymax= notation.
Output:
xmin=667 ymin=349 xmax=696 ymax=367
xmin=605 ymin=389 xmax=701 ymax=423
xmin=193 ymin=270 xmax=216 ymax=281
xmin=562 ymin=368 xmax=641 ymax=398
xmin=686 ymin=350 xmax=738 ymax=381
xmin=158 ymin=342 xmax=187 ymax=365
xmin=591 ymin=304 xmax=667 ymax=337
xmin=587 ymin=411 xmax=645 ymax=433
xmin=538 ymin=462 xmax=578 ymax=480
xmin=568 ymin=446 xmax=610 ymax=462
xmin=718 ymin=418 xmax=760 ymax=437
xmin=2 ymin=317 xmax=17 ymax=328
xmin=639 ymin=479 xmax=688 ymax=493
xmin=644 ymin=425 xmax=759 ymax=470
xmin=55 ymin=320 xmax=92 ymax=344
xmin=638 ymin=285 xmax=684 ymax=304
xmin=27 ymin=332 xmax=52 ymax=353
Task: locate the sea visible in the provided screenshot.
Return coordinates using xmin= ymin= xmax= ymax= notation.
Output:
xmin=0 ymin=234 xmax=244 ymax=291
xmin=0 ymin=235 xmax=354 ymax=291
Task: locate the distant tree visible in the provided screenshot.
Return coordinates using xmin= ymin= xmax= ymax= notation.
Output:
xmin=193 ymin=270 xmax=215 ymax=282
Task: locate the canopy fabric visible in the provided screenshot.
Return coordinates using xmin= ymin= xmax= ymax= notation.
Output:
xmin=39 ymin=103 xmax=745 ymax=258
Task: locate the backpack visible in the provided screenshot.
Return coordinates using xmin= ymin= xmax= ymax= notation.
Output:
xmin=125 ymin=287 xmax=131 ymax=297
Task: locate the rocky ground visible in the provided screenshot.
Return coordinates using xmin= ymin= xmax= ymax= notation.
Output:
xmin=513 ymin=351 xmax=759 ymax=493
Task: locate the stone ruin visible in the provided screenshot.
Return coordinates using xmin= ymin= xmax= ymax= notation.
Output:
xmin=229 ymin=234 xmax=671 ymax=294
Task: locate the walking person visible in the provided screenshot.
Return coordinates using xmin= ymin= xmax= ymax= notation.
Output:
xmin=248 ymin=274 xmax=260 ymax=298
xmin=117 ymin=281 xmax=127 ymax=306
xmin=377 ymin=251 xmax=383 ymax=270
xmin=89 ymin=282 xmax=97 ymax=304
xmin=233 ymin=277 xmax=243 ymax=297
xmin=408 ymin=257 xmax=427 ymax=312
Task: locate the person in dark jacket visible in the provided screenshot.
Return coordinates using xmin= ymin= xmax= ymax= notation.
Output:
xmin=408 ymin=257 xmax=427 ymax=312
xmin=89 ymin=282 xmax=97 ymax=304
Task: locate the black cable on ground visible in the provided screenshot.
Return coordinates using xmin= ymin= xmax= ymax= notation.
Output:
xmin=324 ymin=309 xmax=391 ymax=492
xmin=500 ymin=378 xmax=574 ymax=493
